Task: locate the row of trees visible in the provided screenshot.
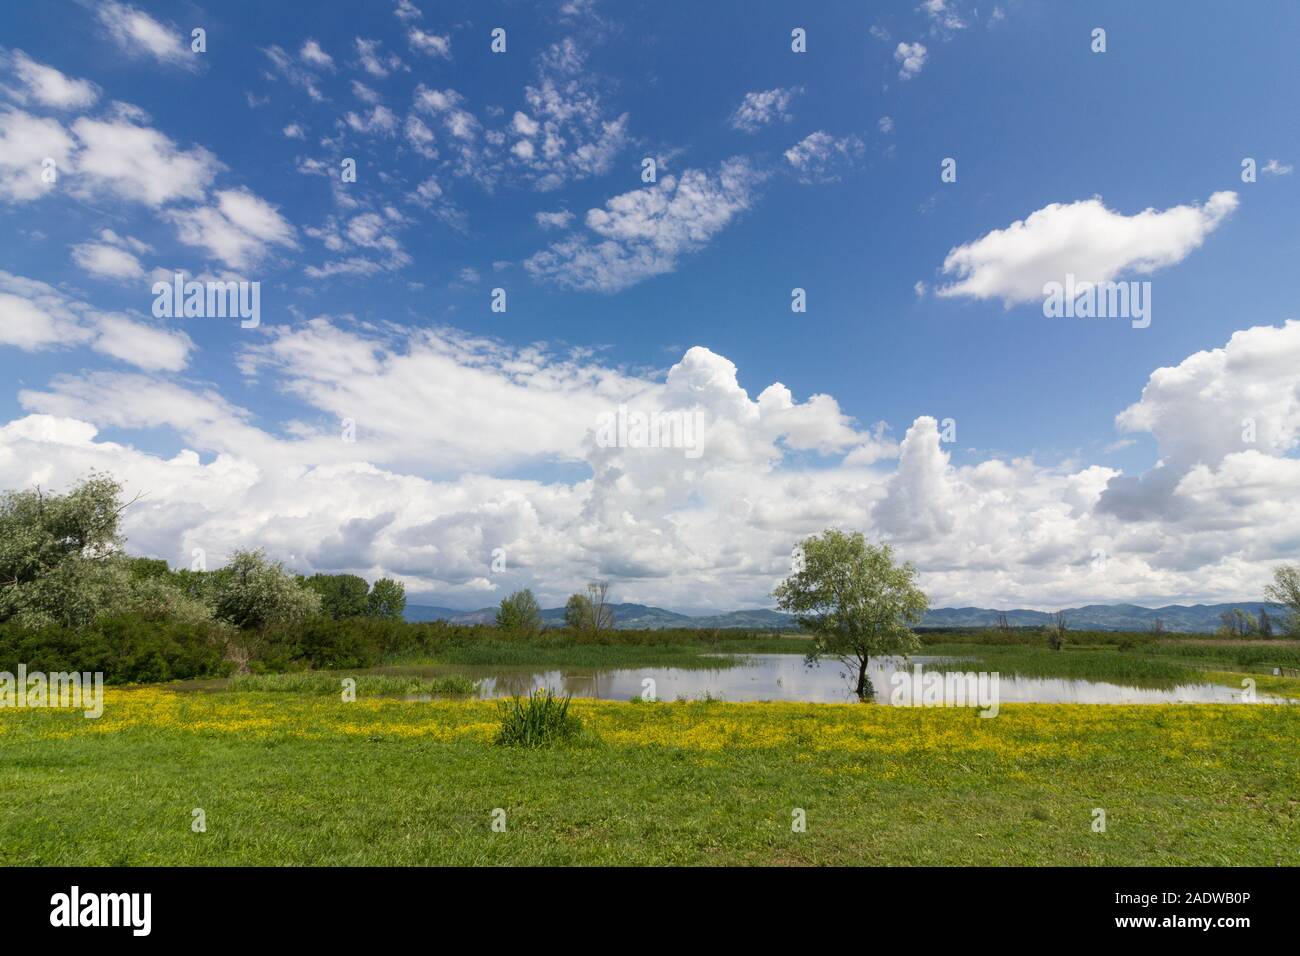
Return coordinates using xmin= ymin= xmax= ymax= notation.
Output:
xmin=0 ymin=474 xmax=405 ymax=633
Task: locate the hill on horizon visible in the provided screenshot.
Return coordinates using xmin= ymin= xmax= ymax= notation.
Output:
xmin=403 ymin=600 xmax=1285 ymax=634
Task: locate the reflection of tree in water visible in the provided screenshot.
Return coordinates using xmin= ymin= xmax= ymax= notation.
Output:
xmin=832 ymin=660 xmax=875 ymax=701
xmin=486 ymin=670 xmax=604 ymax=699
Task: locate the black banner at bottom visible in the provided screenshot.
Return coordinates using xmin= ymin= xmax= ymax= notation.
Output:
xmin=1 ymin=866 xmax=1292 ymax=940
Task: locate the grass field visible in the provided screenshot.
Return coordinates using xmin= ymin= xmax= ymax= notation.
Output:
xmin=2 ymin=685 xmax=1297 ymax=865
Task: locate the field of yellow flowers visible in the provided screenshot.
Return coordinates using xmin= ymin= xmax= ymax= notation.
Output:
xmin=1 ymin=687 xmax=1296 ymax=865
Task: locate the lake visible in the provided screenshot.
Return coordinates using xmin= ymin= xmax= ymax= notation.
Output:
xmin=385 ymin=653 xmax=1290 ymax=705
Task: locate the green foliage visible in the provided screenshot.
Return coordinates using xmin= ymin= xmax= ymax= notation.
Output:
xmin=494 ymin=688 xmax=583 ymax=747
xmin=774 ymin=529 xmax=928 ymax=699
xmin=496 ymin=588 xmax=543 ymax=634
xmin=0 ymin=474 xmax=129 ymax=628
xmin=1265 ymin=564 xmax=1300 ymax=636
xmin=208 ymin=550 xmax=320 ymax=630
xmin=563 ymin=582 xmax=615 ymax=633
xmin=0 ymin=614 xmax=231 ymax=684
xmin=303 ymin=574 xmax=371 ymax=619
xmin=367 ymin=577 xmax=406 ymax=620
xmin=564 ymin=592 xmax=592 ymax=629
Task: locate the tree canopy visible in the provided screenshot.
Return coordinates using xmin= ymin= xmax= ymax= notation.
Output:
xmin=774 ymin=529 xmax=928 ymax=700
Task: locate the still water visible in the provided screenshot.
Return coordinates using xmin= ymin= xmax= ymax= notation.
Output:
xmin=389 ymin=654 xmax=1286 ymax=705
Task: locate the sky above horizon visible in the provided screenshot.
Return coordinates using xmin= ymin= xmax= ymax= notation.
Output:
xmin=1 ymin=0 xmax=1298 ymax=612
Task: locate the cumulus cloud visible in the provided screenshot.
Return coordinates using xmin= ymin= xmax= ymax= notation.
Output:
xmin=524 ymin=158 xmax=764 ymax=292
xmin=356 ymin=37 xmax=404 ymax=77
xmin=299 ymin=39 xmax=334 ymax=69
xmin=0 ymin=107 xmax=74 ymax=201
xmin=1098 ymin=320 xmax=1300 ymax=521
xmin=345 ymin=105 xmax=399 ymax=136
xmin=895 ymin=42 xmax=928 ymax=79
xmin=166 ymin=188 xmax=297 ymax=270
xmin=0 ymin=49 xmax=99 ymax=109
xmin=96 ymin=1 xmax=194 ymax=69
xmin=3 ymin=314 xmax=1298 ymax=610
xmin=72 ymin=115 xmax=220 ymax=207
xmin=727 ymin=87 xmax=801 ymax=133
xmin=920 ymin=0 xmax=967 ymax=36
xmin=394 ymin=0 xmax=422 ymax=21
xmin=0 ymin=271 xmax=191 ymax=371
xmin=936 ymin=191 xmax=1238 ymax=305
xmin=408 ymin=29 xmax=451 ymax=58
xmin=70 ymin=230 xmax=151 ymax=281
xmin=535 ymin=209 xmax=574 ymax=229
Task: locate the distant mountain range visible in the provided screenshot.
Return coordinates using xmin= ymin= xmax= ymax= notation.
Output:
xmin=404 ymin=601 xmax=1284 ymax=634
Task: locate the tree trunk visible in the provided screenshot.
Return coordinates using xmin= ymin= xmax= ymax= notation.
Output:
xmin=855 ymin=657 xmax=872 ymax=701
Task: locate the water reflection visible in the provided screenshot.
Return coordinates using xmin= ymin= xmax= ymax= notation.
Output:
xmin=398 ymin=654 xmax=1287 ymax=705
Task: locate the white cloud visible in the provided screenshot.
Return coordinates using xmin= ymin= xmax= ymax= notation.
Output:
xmin=1099 ymin=321 xmax=1300 ymax=521
xmin=920 ymin=0 xmax=967 ymax=35
xmin=895 ymin=42 xmax=928 ymax=80
xmin=356 ymin=38 xmax=404 ymax=77
xmin=513 ymin=39 xmax=630 ymax=190
xmin=408 ymin=29 xmax=451 ymax=58
xmin=0 ymin=107 xmax=74 ymax=202
xmin=72 ymin=115 xmax=220 ymax=207
xmin=0 ymin=271 xmax=191 ymax=371
xmin=1 ymin=49 xmax=99 ymax=109
xmin=299 ymin=39 xmax=335 ymax=69
xmin=283 ymin=123 xmax=306 ymax=139
xmin=345 ymin=105 xmax=399 ymax=136
xmin=96 ymin=2 xmax=194 ymax=69
xmin=71 ymin=230 xmax=151 ymax=281
xmin=393 ymin=0 xmax=422 ymax=21
xmin=351 ymin=80 xmax=382 ymax=104
xmin=936 ymin=191 xmax=1238 ymax=305
xmin=166 ymin=188 xmax=297 ymax=270
xmin=525 ymin=158 xmax=764 ymax=292
xmin=1262 ymin=158 xmax=1293 ymax=176
xmin=878 ymin=115 xmax=894 ymax=134
xmin=535 ymin=209 xmax=574 ymax=229
xmin=784 ymin=131 xmax=865 ymax=184
xmin=262 ymin=45 xmax=325 ymax=101
xmin=727 ymin=87 xmax=801 ymax=133
xmin=4 ymin=317 xmax=1299 ymax=609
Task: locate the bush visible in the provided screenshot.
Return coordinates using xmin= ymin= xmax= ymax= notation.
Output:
xmin=494 ymin=689 xmax=583 ymax=747
xmin=496 ymin=589 xmax=543 ymax=635
xmin=0 ymin=614 xmax=231 ymax=684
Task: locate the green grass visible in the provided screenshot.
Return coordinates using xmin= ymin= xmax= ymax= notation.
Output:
xmin=0 ymin=688 xmax=1295 ymax=865
xmin=228 ymin=671 xmax=479 ymax=697
xmin=494 ymin=689 xmax=583 ymax=747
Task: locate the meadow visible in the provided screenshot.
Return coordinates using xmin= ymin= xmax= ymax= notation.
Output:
xmin=2 ymin=626 xmax=1298 ymax=867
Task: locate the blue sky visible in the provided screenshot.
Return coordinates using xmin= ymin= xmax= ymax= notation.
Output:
xmin=1 ymin=0 xmax=1298 ymax=612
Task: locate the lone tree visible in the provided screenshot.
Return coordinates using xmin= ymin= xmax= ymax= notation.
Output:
xmin=496 ymin=588 xmax=543 ymax=635
xmin=774 ymin=529 xmax=928 ymax=700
